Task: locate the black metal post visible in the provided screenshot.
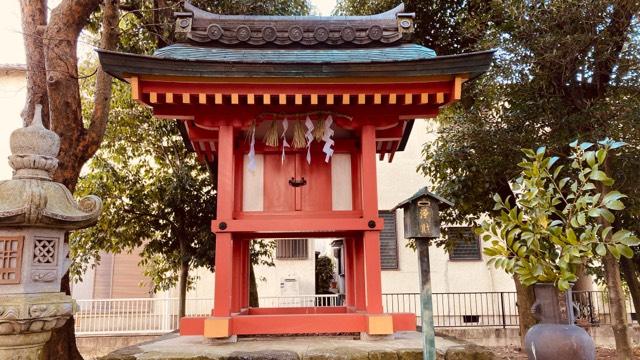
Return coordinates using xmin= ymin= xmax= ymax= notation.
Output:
xmin=500 ymin=292 xmax=507 ymax=329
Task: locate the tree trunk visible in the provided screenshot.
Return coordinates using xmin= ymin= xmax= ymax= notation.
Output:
xmin=178 ymin=257 xmax=189 ymax=318
xmin=598 ymin=158 xmax=634 ymax=359
xmin=573 ymin=264 xmax=594 ymax=292
xmin=42 ymin=272 xmax=83 ymax=360
xmin=603 ymin=253 xmax=634 ymax=359
xmin=514 ymin=275 xmax=536 ymax=349
xmin=27 ymin=1 xmax=120 ymax=358
xmin=19 ymin=0 xmax=49 ymax=127
xmin=620 ymin=257 xmax=640 ymax=326
xmin=250 ymin=263 xmax=259 ymax=307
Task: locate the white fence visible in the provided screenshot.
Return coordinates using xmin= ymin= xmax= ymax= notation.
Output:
xmin=74 ymin=295 xmax=340 ymax=336
xmin=74 ymin=297 xmax=214 ymax=336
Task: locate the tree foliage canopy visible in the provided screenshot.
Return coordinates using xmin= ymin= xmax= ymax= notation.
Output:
xmin=415 ymin=0 xmax=640 ymax=228
xmin=72 ymin=79 xmax=216 ymax=291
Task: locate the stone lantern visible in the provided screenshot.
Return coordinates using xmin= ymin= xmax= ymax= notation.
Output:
xmin=0 ymin=105 xmax=102 ymax=359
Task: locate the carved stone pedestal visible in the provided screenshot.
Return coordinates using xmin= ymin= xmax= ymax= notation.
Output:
xmin=0 ymin=332 xmax=51 ymax=360
xmin=0 ymin=293 xmax=74 ymax=360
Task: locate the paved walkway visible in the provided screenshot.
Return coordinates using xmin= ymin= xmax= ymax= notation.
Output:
xmin=101 ymin=332 xmax=463 ymax=359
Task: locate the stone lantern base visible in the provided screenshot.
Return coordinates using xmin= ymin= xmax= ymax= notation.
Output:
xmin=0 ymin=332 xmax=51 ymax=360
xmin=0 ymin=292 xmax=74 ymax=360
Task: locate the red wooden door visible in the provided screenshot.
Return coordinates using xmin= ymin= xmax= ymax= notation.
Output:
xmin=300 ymin=154 xmax=332 ymax=211
xmin=263 ymin=153 xmax=296 ymax=212
xmin=262 ymin=152 xmax=332 ymax=213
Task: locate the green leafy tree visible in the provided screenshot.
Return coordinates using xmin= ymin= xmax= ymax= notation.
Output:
xmin=481 ymin=140 xmax=639 ymax=357
xmin=72 ymin=79 xmax=215 ymax=318
xmin=315 ymin=255 xmax=335 ymax=294
xmin=412 ymin=1 xmax=639 ymax=353
xmin=333 ymin=0 xmax=493 ymax=55
xmin=481 ymin=141 xmax=639 ymax=288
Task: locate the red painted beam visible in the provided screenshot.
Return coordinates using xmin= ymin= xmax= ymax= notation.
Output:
xmin=211 ymin=217 xmax=383 ymax=234
xmin=232 ymin=313 xmax=368 ymax=335
xmin=179 ymin=312 xmax=416 ymax=336
xmin=247 ymin=307 xmax=348 ymax=315
xmin=152 ymin=104 xmax=440 ymax=124
xmin=140 ymin=80 xmax=453 ymax=97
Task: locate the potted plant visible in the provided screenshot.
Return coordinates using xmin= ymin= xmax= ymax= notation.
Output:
xmin=480 ymin=140 xmax=639 ymax=360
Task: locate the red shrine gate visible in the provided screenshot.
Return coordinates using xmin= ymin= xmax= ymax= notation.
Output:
xmin=99 ymin=2 xmax=492 ymax=338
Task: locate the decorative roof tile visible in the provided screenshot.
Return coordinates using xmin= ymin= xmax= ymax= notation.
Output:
xmin=176 ymin=2 xmax=415 ymax=47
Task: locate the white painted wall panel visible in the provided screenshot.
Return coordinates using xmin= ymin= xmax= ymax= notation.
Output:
xmin=331 ymin=154 xmax=352 ymax=211
xmin=242 ymin=154 xmax=264 ymax=211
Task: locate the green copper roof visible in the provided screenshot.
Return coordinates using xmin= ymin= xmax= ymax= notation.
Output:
xmin=153 ymin=43 xmax=437 ymax=64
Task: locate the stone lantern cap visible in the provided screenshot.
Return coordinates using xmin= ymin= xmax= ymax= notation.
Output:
xmin=0 ymin=105 xmax=102 ymax=229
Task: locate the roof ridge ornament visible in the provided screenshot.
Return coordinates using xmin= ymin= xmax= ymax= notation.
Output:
xmin=175 ymin=2 xmax=415 ymax=47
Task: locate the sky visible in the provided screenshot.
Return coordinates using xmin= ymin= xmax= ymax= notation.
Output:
xmin=0 ymin=0 xmax=337 ymax=180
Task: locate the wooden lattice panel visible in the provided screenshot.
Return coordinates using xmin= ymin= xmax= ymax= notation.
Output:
xmin=0 ymin=236 xmax=23 ymax=284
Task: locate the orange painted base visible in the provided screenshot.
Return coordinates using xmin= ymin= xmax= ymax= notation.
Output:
xmin=180 ymin=308 xmax=416 ymax=336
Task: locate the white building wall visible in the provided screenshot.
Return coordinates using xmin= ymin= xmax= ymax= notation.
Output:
xmin=177 ymin=239 xmax=318 ymax=302
xmin=0 ymin=67 xmax=27 ymax=180
xmin=255 ymin=239 xmax=316 ymax=298
xmin=377 ymin=120 xmax=516 ymax=294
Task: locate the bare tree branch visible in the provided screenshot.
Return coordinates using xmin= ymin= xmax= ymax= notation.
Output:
xmin=82 ymin=0 xmax=120 ymax=162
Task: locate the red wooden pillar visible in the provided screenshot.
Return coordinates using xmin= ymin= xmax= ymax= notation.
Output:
xmin=354 ymin=235 xmax=367 ymax=311
xmin=240 ymin=239 xmax=250 ymax=309
xmin=344 ymin=238 xmax=355 ymax=308
xmin=363 ymin=231 xmax=383 ymax=313
xmin=231 ymin=239 xmax=242 ymax=313
xmin=359 ymin=125 xmax=383 ymax=314
xmin=214 ymin=234 xmax=233 ymax=316
xmin=213 ymin=125 xmax=235 ymax=317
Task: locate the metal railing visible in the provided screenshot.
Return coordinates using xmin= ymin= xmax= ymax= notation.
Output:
xmin=74 ymin=297 xmax=214 ymax=335
xmin=74 ymin=291 xmax=636 ymax=336
xmin=382 ymin=292 xmax=519 ymax=328
xmin=381 ymin=291 xmax=637 ymax=329
xmin=259 ymin=294 xmax=342 ymax=307
xmin=74 ymin=295 xmax=339 ymax=336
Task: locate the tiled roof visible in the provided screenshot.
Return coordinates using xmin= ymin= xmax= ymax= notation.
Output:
xmin=154 ymin=43 xmax=436 ymax=64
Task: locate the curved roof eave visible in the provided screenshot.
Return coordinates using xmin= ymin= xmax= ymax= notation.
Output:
xmin=97 ymin=48 xmax=495 ymax=82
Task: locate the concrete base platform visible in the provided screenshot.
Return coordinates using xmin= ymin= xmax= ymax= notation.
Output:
xmin=100 ymin=331 xmax=466 ymax=360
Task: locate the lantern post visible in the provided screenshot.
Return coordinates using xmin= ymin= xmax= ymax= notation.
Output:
xmin=394 ymin=188 xmax=452 ymax=360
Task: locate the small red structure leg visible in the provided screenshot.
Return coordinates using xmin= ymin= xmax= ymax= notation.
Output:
xmin=354 ymin=235 xmax=367 ymax=311
xmin=344 ymin=238 xmax=355 ymax=308
xmin=364 ymin=231 xmax=384 ymax=313
xmin=213 ymin=233 xmax=233 ymax=317
xmin=240 ymin=239 xmax=250 ymax=309
xmin=231 ymin=239 xmax=243 ymax=313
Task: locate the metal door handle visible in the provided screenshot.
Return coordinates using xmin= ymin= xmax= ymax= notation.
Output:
xmin=289 ymin=177 xmax=307 ymax=187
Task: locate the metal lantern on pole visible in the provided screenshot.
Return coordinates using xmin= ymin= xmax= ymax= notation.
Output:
xmin=394 ymin=188 xmax=452 ymax=360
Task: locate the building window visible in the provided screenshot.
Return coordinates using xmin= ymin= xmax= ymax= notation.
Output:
xmin=276 ymin=239 xmax=308 ymax=260
xmin=448 ymin=227 xmax=482 ymax=261
xmin=379 ymin=210 xmax=399 ymax=270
